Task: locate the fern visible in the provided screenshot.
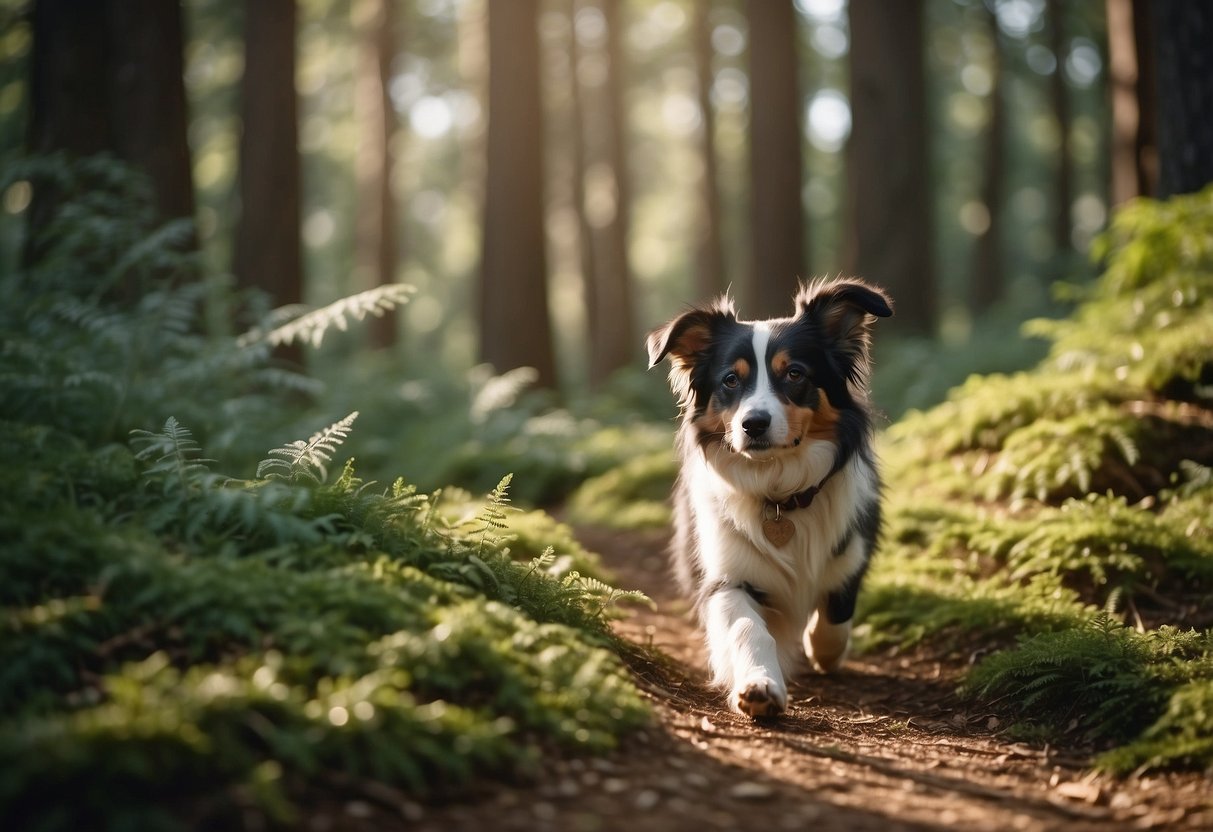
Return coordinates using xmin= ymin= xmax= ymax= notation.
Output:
xmin=257 ymin=412 xmax=359 ymax=484
xmin=469 ymin=366 xmax=540 ymax=424
xmin=984 ymin=404 xmax=1142 ymax=504
xmin=130 ymin=417 xmax=215 ymax=493
xmin=238 ymin=285 xmax=415 ymax=350
xmin=521 ymin=547 xmax=558 ymax=584
xmin=467 ymin=473 xmax=518 ymax=556
xmin=570 ymin=573 xmax=654 ymax=619
xmin=1 ymin=157 xmax=654 ymax=831
xmin=1100 ymin=679 xmax=1213 ymax=774
xmin=106 ymin=217 xmax=198 ymax=287
xmin=965 ymin=617 xmax=1213 ymax=751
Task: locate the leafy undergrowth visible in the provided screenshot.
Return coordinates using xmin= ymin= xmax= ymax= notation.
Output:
xmin=317 ymin=357 xmax=678 ymax=508
xmin=0 ymin=159 xmax=649 ymax=831
xmin=865 ymin=186 xmax=1213 ymax=774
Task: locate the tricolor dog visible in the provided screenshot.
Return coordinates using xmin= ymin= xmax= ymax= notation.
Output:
xmin=646 ymin=280 xmax=893 ymax=717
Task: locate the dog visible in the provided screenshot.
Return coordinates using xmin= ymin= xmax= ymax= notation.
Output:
xmin=646 ymin=279 xmax=893 ymax=717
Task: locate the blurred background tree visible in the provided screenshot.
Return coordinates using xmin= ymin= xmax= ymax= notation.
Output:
xmin=21 ymin=0 xmax=195 ymax=268
xmin=233 ymin=0 xmax=305 ymax=365
xmin=845 ymin=0 xmax=934 ymax=335
xmin=746 ymin=0 xmax=805 ymax=319
xmin=3 ymin=0 xmax=1208 ymax=414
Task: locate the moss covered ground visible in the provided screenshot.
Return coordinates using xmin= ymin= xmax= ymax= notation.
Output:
xmin=858 ymin=188 xmax=1213 ymax=774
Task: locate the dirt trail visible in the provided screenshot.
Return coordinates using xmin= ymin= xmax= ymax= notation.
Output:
xmin=324 ymin=527 xmax=1211 ymax=831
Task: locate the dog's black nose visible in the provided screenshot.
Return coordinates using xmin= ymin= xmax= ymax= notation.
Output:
xmin=742 ymin=412 xmax=770 ymax=438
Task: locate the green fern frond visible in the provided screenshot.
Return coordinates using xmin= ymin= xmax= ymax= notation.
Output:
xmin=257 ymin=412 xmax=359 ymax=484
xmin=468 ymin=474 xmax=518 ymax=554
xmin=238 ymin=285 xmax=415 ymax=350
xmin=108 ymin=218 xmax=196 ymax=284
xmin=525 ymin=547 xmax=557 ymax=576
xmin=469 ymin=366 xmax=540 ymax=423
xmin=565 ymin=572 xmax=655 ymax=619
xmin=130 ymin=417 xmax=215 ymax=492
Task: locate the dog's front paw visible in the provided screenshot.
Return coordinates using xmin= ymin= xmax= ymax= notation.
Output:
xmin=733 ymin=677 xmax=787 ymax=718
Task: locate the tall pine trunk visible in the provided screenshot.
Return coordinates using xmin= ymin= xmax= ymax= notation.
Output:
xmin=1106 ymin=0 xmax=1158 ymax=204
xmin=972 ymin=8 xmax=1005 ymax=314
xmin=693 ymin=0 xmax=726 ymax=300
xmin=25 ymin=0 xmax=195 ymax=267
xmin=746 ymin=0 xmax=805 ymax=318
xmin=233 ymin=0 xmax=304 ymax=365
xmin=479 ymin=0 xmax=557 ymax=388
xmin=569 ymin=0 xmax=597 ymax=339
xmin=1046 ymin=0 xmax=1073 ymax=255
xmin=1150 ymin=1 xmax=1213 ymax=197
xmin=587 ymin=0 xmax=635 ymax=385
xmin=353 ymin=0 xmax=400 ymax=350
xmin=845 ymin=0 xmax=934 ymax=336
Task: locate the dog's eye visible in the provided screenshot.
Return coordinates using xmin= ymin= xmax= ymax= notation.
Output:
xmin=722 ymin=372 xmax=740 ymax=389
xmin=786 ymin=366 xmax=806 ymax=382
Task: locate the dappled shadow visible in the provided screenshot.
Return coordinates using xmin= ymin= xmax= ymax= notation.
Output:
xmin=304 ymin=525 xmax=1213 ymax=831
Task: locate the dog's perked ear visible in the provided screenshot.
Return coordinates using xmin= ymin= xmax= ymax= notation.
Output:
xmin=645 ymin=295 xmax=736 ymax=369
xmin=646 ymin=295 xmax=736 ymax=404
xmin=795 ymin=279 xmax=893 ymax=385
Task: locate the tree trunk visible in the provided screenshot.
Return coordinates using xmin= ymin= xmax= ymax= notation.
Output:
xmin=353 ymin=0 xmax=400 ymax=350
xmin=845 ymin=0 xmax=934 ymax=336
xmin=693 ymin=0 xmax=726 ymax=300
xmin=746 ymin=0 xmax=804 ymax=318
xmin=1150 ymin=0 xmax=1213 ymax=197
xmin=1107 ymin=0 xmax=1150 ymax=204
xmin=587 ymin=0 xmax=635 ymax=386
xmin=24 ymin=0 xmax=195 ymax=265
xmin=479 ymin=0 xmax=557 ymax=388
xmin=1107 ymin=0 xmax=1160 ymax=203
xmin=569 ymin=0 xmax=598 ymax=349
xmin=1046 ymin=0 xmax=1073 ymax=254
xmin=972 ymin=8 xmax=1005 ymax=314
xmin=233 ymin=0 xmax=304 ymax=366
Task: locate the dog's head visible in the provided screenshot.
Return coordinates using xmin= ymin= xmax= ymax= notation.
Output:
xmin=646 ymin=280 xmax=892 ymax=458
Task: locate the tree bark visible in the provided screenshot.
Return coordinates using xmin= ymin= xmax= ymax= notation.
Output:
xmin=479 ymin=0 xmax=557 ymax=388
xmin=746 ymin=0 xmax=805 ymax=318
xmin=1150 ymin=0 xmax=1213 ymax=197
xmin=972 ymin=8 xmax=1005 ymax=315
xmin=24 ymin=0 xmax=195 ymax=265
xmin=1046 ymin=0 xmax=1073 ymax=253
xmin=845 ymin=0 xmax=934 ymax=336
xmin=588 ymin=0 xmax=635 ymax=385
xmin=569 ymin=0 xmax=598 ymax=350
xmin=233 ymin=0 xmax=304 ymax=365
xmin=693 ymin=0 xmax=726 ymax=300
xmin=1107 ymin=0 xmax=1145 ymax=204
xmin=353 ymin=0 xmax=400 ymax=350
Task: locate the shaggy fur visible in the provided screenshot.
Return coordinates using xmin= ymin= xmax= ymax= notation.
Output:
xmin=646 ymin=279 xmax=893 ymax=717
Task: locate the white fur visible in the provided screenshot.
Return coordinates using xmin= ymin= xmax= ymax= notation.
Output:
xmin=686 ymin=435 xmax=873 ymax=715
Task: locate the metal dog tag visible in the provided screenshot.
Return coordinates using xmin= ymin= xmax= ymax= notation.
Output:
xmin=762 ymin=515 xmax=795 ymax=547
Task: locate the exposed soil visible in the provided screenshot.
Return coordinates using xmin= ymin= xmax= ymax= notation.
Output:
xmin=309 ymin=527 xmax=1212 ymax=832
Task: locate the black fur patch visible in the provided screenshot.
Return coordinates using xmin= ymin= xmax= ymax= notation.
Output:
xmin=741 ymin=581 xmax=770 ymax=607
xmin=824 ymin=564 xmax=868 ymax=625
xmin=699 ymin=579 xmax=771 ymax=610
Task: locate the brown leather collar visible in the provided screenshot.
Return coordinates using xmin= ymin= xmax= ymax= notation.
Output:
xmin=766 ymin=465 xmax=840 ymax=513
xmin=768 ymin=484 xmax=821 ymax=513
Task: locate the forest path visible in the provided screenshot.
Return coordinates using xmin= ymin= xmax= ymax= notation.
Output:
xmin=393 ymin=527 xmax=1209 ymax=832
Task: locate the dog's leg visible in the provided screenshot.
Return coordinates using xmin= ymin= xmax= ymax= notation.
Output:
xmin=805 ymin=608 xmax=851 ymax=673
xmin=704 ymin=587 xmax=787 ymax=717
xmin=805 ymin=564 xmax=863 ymax=673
